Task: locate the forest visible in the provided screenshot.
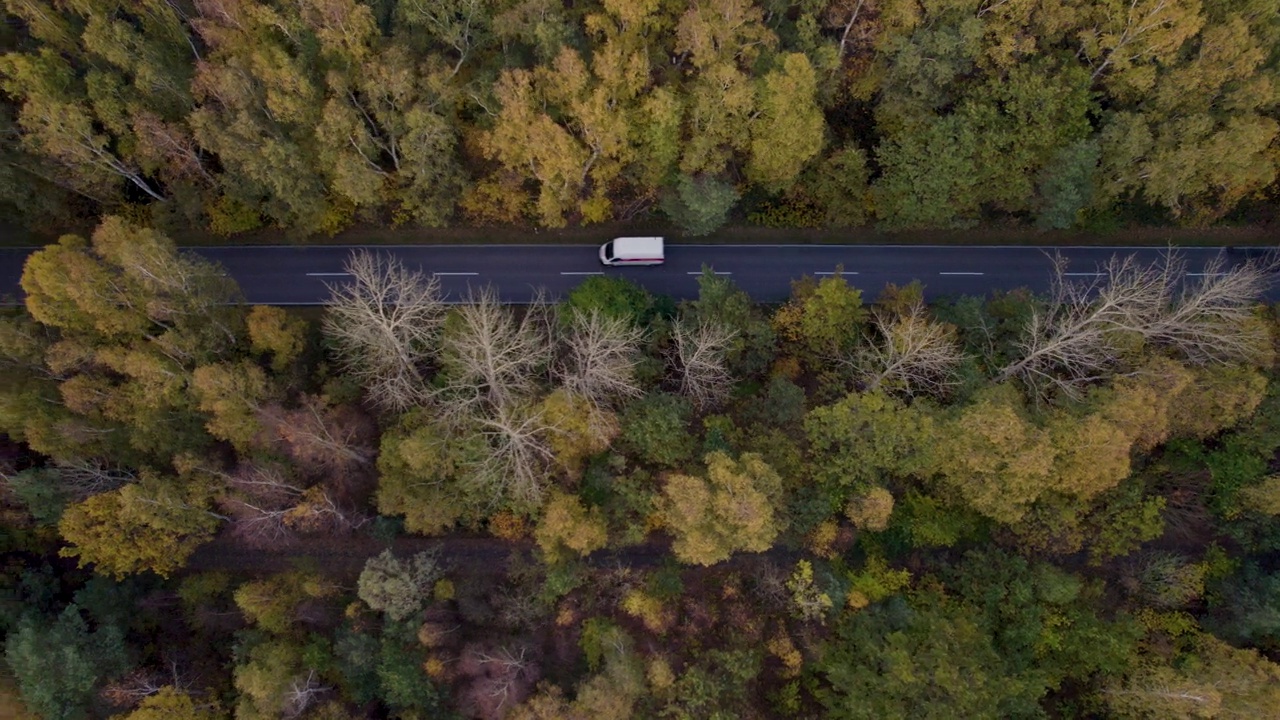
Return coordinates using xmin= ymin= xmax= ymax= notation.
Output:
xmin=1 ymin=0 xmax=1280 ymax=239
xmin=2 ymin=217 xmax=1280 ymax=718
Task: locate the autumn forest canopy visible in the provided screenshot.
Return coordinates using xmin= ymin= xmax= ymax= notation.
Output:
xmin=1 ymin=217 xmax=1280 ymax=718
xmin=2 ymin=0 xmax=1280 ymax=238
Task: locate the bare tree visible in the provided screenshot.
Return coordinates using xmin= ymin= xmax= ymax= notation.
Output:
xmin=458 ymin=642 xmax=540 ymax=720
xmin=1144 ymin=254 xmax=1274 ymax=366
xmin=853 ymin=300 xmax=963 ymax=397
xmin=53 ymin=459 xmax=136 ymax=500
xmin=259 ymin=395 xmax=376 ymax=473
xmin=468 ymin=403 xmax=556 ymax=510
xmin=1000 ymin=252 xmax=1273 ymax=398
xmin=554 ymin=308 xmax=645 ymax=407
xmin=670 ymin=317 xmax=737 ymax=409
xmin=323 ymin=251 xmax=445 ymax=412
xmin=220 ymin=464 xmax=305 ymax=548
xmin=1000 ymin=253 xmax=1163 ymax=398
xmin=282 ymin=670 xmax=331 ymax=719
xmin=439 ymin=286 xmax=553 ymax=419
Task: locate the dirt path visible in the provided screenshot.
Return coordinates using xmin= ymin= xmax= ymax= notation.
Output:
xmin=187 ymin=533 xmax=667 ymax=581
xmin=186 ymin=531 xmax=801 ymax=581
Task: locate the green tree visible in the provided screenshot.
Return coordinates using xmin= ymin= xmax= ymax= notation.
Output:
xmin=682 ymin=270 xmax=776 ymax=378
xmin=804 ymin=389 xmax=937 ymax=490
xmin=1037 ymin=139 xmax=1100 ymax=230
xmin=659 ymin=451 xmax=783 ymax=566
xmin=357 ymin=549 xmax=445 ymax=621
xmin=774 ymin=272 xmax=868 ymax=360
xmin=620 ymin=393 xmax=697 ymax=468
xmin=4 ymin=605 xmax=130 ymax=720
xmin=872 ymin=115 xmax=981 ymax=228
xmin=660 ymin=174 xmax=739 ymax=236
xmin=817 ymin=592 xmax=1044 ymax=720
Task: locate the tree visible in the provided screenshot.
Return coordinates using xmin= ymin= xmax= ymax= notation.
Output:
xmin=191 ymin=360 xmax=272 ymax=451
xmin=669 ymin=316 xmax=736 ymax=409
xmin=1092 ymin=6 xmax=1280 ymax=222
xmin=774 ymin=272 xmax=869 ymax=361
xmin=660 ymin=175 xmax=739 ymax=236
xmin=246 ymin=305 xmax=308 ymax=372
xmin=871 ymin=115 xmax=981 ymax=229
xmin=846 ymin=487 xmax=895 ymax=531
xmin=1037 ymin=139 xmax=1100 ymax=229
xmin=816 ymin=593 xmax=1044 ymax=720
xmin=620 ymin=393 xmax=697 ymax=468
xmin=804 ymin=389 xmax=937 ymax=490
xmin=855 ymin=300 xmax=963 ymax=397
xmin=934 ymin=385 xmax=1056 ymax=524
xmin=747 ymin=53 xmax=825 ymax=191
xmin=4 ymin=605 xmax=130 ymax=720
xmin=1104 ymin=633 xmax=1280 ymax=719
xmin=18 ymin=218 xmax=244 ymax=459
xmin=1000 ymin=252 xmax=1272 ymax=399
xmin=259 ymin=394 xmax=376 ymax=477
xmin=553 ymin=309 xmax=645 ymax=407
xmin=675 ymin=0 xmax=777 ymax=71
xmin=121 ymin=687 xmax=222 ymax=720
xmin=233 ymin=639 xmax=330 ymax=720
xmin=560 ymin=276 xmax=657 ymax=328
xmin=375 ymin=412 xmax=475 ymax=534
xmin=659 ymin=451 xmax=782 ymax=566
xmin=534 ymin=490 xmax=608 ymax=559
xmin=58 ymin=476 xmax=222 ymax=578
xmin=1077 ymin=0 xmax=1204 ymax=95
xmin=540 ymin=389 xmax=619 ymax=478
xmin=438 ymin=286 xmax=552 ymax=419
xmin=682 ymin=269 xmax=777 ymax=378
xmin=188 ymin=1 xmax=331 ymax=233
xmin=322 ymin=251 xmax=445 ymax=412
xmin=357 ymin=549 xmax=444 ymax=622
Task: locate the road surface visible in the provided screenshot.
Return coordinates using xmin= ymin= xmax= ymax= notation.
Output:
xmin=1 ymin=244 xmax=1275 ymax=305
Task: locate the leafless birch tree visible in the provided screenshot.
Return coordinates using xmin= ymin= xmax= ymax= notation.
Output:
xmin=854 ymin=300 xmax=963 ymax=397
xmin=554 ymin=308 xmax=645 ymax=407
xmin=670 ymin=317 xmax=737 ymax=409
xmin=323 ymin=251 xmax=445 ymax=412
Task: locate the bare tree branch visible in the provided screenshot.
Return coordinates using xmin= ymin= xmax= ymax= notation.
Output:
xmin=854 ymin=300 xmax=963 ymax=397
xmin=323 ymin=251 xmax=445 ymax=412
xmin=670 ymin=317 xmax=737 ymax=409
xmin=439 ymin=286 xmax=553 ymax=420
xmin=1001 ymin=251 xmax=1273 ymax=399
xmin=554 ymin=308 xmax=645 ymax=407
xmin=467 ymin=402 xmax=556 ymax=511
xmin=1145 ymin=254 xmax=1275 ymax=366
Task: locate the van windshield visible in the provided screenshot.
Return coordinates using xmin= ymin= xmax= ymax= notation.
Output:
xmin=602 ymin=241 xmax=614 ymax=261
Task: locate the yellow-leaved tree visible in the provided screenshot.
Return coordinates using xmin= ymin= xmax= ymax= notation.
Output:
xmin=535 ymin=490 xmax=609 ymax=559
xmin=659 ymin=451 xmax=782 ymax=566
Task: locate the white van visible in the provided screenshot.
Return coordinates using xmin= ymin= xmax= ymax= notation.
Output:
xmin=599 ymin=237 xmax=664 ymax=266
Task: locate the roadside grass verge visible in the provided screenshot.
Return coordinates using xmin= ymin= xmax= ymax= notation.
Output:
xmin=4 ymin=219 xmax=1275 ymax=249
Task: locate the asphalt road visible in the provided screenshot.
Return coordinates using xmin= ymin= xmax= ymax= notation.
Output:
xmin=1 ymin=244 xmax=1276 ymax=305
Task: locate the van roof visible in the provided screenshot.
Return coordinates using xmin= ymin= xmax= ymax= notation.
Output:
xmin=612 ymin=237 xmax=663 ymax=256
